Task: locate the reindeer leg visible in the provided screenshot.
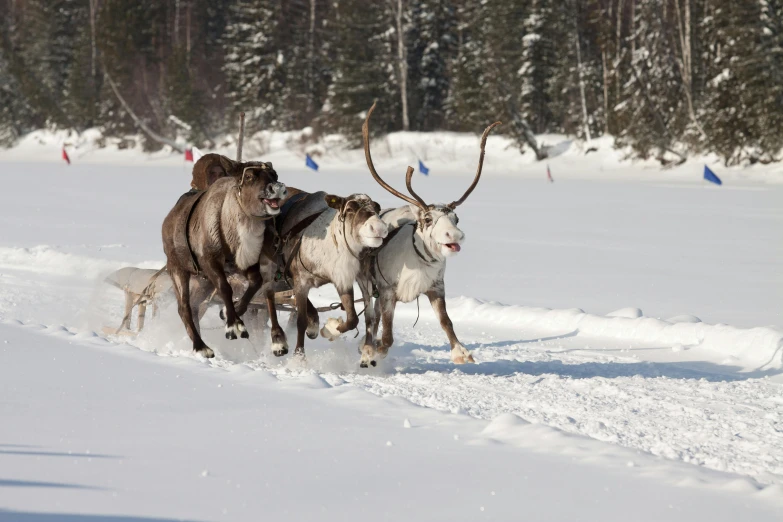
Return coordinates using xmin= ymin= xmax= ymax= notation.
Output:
xmin=267 ymin=287 xmax=288 ymax=357
xmin=258 ymin=258 xmax=288 ymax=356
xmin=305 ymin=299 xmax=319 ymax=339
xmin=294 ymin=285 xmax=311 ymax=357
xmin=170 ymin=268 xmax=213 ymax=357
xmin=356 ymin=275 xmax=377 ymax=367
xmin=119 ymin=290 xmax=134 ymax=331
xmin=189 ymin=277 xmax=215 ymax=337
xmin=426 ymin=289 xmax=474 ymax=364
xmin=201 ymin=261 xmax=247 ymax=341
xmin=377 ymin=289 xmax=396 ymax=358
xmin=320 ymin=287 xmax=359 ymax=342
xmin=137 ymin=302 xmax=147 ymax=332
xmin=372 ymin=296 xmax=381 ymax=339
xmin=234 ymin=264 xmax=262 ymax=317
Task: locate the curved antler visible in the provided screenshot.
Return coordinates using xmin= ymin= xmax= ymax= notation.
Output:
xmin=448 ymin=121 xmax=502 ymax=209
xmin=363 ymin=102 xmax=426 ymax=210
xmin=405 ymin=166 xmax=429 ymax=210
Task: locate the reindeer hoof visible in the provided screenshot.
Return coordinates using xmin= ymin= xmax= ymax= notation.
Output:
xmin=272 ymin=347 xmax=289 ymax=357
xmin=451 ymin=345 xmax=475 ymax=364
xmin=196 ymin=347 xmax=215 ymax=358
xmin=307 ymin=318 xmax=319 ymax=339
xmin=360 ymin=362 xmax=368 ymax=368
xmin=225 ymin=322 xmax=247 ymax=341
xmin=320 ymin=317 xmax=344 ymax=341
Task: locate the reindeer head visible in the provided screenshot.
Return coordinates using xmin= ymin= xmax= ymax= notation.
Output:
xmin=363 ymin=102 xmax=500 ymax=258
xmin=236 ymin=162 xmax=287 ymax=217
xmin=325 ymin=193 xmax=388 ymax=250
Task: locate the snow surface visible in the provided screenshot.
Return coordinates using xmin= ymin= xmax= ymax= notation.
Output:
xmin=1 ymin=143 xmax=782 ymax=519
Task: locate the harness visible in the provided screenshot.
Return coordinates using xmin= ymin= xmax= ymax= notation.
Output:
xmin=272 ymin=192 xmax=329 ymax=286
xmin=179 ymin=189 xmax=207 ymax=274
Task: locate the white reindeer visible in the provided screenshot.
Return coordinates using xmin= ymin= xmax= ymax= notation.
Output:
xmin=357 ymin=102 xmax=500 ymax=366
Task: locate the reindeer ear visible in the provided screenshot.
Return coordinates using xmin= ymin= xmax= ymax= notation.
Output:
xmin=206 ymin=165 xmax=226 ymax=186
xmin=325 ymin=194 xmax=345 ymax=210
xmin=219 ymin=155 xmax=238 ymax=176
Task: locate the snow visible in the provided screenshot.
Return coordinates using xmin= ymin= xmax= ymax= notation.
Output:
xmin=0 ymin=142 xmax=782 ymax=519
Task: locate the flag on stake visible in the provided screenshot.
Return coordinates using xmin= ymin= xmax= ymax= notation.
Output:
xmin=305 ymin=153 xmax=319 ymax=171
xmin=547 ymin=164 xmax=554 ymax=183
xmin=191 ymin=146 xmax=204 ymax=162
xmin=61 ymin=147 xmax=71 ymax=165
xmin=418 ymin=159 xmax=429 ymax=175
xmin=184 ymin=148 xmax=194 ymax=162
xmin=704 ymin=165 xmax=722 ymax=185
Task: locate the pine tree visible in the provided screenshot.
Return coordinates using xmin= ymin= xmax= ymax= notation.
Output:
xmin=222 ymin=0 xmax=285 ymax=133
xmin=407 ymin=0 xmax=457 ymax=131
xmin=325 ymin=0 xmax=400 ymax=144
xmin=277 ymin=0 xmax=331 ymax=130
xmin=614 ymin=0 xmax=688 ymax=161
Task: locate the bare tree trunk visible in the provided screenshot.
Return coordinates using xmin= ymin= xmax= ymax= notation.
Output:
xmin=602 ymin=49 xmax=610 ymax=135
xmin=615 ymin=0 xmax=624 ymax=107
xmin=186 ymin=0 xmax=191 ymax=63
xmin=89 ymin=0 xmax=98 ymax=79
xmin=174 ymin=0 xmax=181 ymax=47
xmin=573 ymin=2 xmax=592 ymax=142
xmin=674 ymin=0 xmax=708 ymax=141
xmin=104 ymin=70 xmax=185 ymax=152
xmin=630 ymin=0 xmax=636 ymax=55
xmin=307 ymin=0 xmax=316 ymax=114
xmin=396 ymin=0 xmax=410 ymax=131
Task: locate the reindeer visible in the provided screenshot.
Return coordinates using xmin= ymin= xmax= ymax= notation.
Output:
xmin=272 ymin=190 xmax=388 ymax=364
xmin=161 ymin=164 xmax=287 ymax=357
xmin=190 ymin=153 xmax=273 ymax=191
xmin=357 ymin=102 xmax=500 ymax=366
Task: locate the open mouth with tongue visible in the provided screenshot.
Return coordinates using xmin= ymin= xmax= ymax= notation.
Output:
xmin=262 ymin=198 xmax=281 ymax=210
xmin=444 ymin=243 xmax=461 ymax=253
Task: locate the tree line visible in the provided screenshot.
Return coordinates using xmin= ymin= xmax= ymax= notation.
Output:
xmin=1 ymin=0 xmax=781 ymax=165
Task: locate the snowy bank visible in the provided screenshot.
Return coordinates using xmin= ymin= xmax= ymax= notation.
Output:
xmin=2 ymin=127 xmax=783 ymax=184
xmin=396 ymin=297 xmax=783 ymax=372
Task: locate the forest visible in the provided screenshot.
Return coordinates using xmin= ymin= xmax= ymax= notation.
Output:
xmin=1 ymin=0 xmax=781 ymax=165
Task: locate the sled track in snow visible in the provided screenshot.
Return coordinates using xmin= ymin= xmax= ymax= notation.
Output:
xmin=0 ymin=247 xmax=782 ymax=487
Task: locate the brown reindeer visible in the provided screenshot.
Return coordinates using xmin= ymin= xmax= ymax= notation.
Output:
xmin=162 ymin=164 xmax=287 ymax=357
xmin=190 ymin=153 xmax=274 ymax=191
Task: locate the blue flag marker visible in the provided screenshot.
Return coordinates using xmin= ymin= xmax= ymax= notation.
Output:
xmin=704 ymin=165 xmax=722 ymax=185
xmin=305 ymin=154 xmax=319 ymax=171
xmin=418 ymin=159 xmax=429 ymax=175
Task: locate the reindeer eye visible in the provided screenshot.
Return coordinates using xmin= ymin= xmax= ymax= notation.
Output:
xmin=424 ymin=215 xmax=433 ymax=225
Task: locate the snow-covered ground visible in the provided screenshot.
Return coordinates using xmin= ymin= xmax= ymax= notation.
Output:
xmin=1 ymin=139 xmax=782 ymax=520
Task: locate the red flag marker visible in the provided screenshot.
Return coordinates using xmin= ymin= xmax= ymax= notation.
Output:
xmin=547 ymin=164 xmax=554 ymax=183
xmin=62 ymin=147 xmax=71 ymax=165
xmin=184 ymin=148 xmax=194 ymax=162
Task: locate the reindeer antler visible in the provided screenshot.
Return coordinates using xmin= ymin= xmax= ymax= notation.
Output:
xmin=405 ymin=167 xmax=429 ymax=210
xmin=363 ymin=102 xmax=426 ymax=211
xmin=448 ymin=121 xmax=502 ymax=209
